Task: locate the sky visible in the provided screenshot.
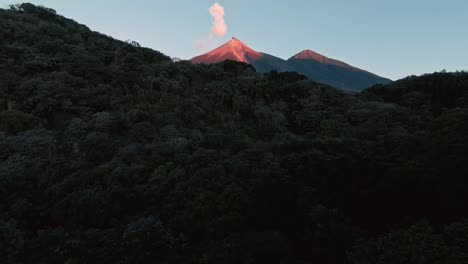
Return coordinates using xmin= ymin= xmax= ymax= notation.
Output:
xmin=1 ymin=0 xmax=467 ymax=80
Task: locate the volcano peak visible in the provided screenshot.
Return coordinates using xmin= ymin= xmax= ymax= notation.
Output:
xmin=290 ymin=49 xmax=354 ymax=69
xmin=191 ymin=37 xmax=263 ymax=64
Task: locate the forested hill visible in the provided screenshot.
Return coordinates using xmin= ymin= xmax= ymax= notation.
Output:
xmin=1 ymin=4 xmax=468 ymax=264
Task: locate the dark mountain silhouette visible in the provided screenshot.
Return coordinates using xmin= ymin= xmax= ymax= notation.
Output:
xmin=191 ymin=38 xmax=391 ymax=91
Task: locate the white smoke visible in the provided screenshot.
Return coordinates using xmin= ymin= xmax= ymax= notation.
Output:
xmin=209 ymin=3 xmax=227 ymax=37
xmin=195 ymin=2 xmax=228 ymax=52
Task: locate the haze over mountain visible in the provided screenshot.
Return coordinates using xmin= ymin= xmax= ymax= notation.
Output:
xmin=191 ymin=37 xmax=391 ymax=91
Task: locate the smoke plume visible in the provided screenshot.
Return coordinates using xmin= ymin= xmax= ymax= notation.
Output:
xmin=195 ymin=2 xmax=228 ymax=52
xmin=209 ymin=3 xmax=227 ymax=37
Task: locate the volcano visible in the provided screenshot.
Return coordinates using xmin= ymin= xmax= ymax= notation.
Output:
xmin=191 ymin=37 xmax=263 ymax=64
xmin=191 ymin=37 xmax=293 ymax=73
xmin=290 ymin=49 xmax=357 ymax=70
xmin=191 ymin=38 xmax=391 ymax=91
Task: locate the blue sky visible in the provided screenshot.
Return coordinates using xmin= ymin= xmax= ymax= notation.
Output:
xmin=1 ymin=0 xmax=467 ymax=80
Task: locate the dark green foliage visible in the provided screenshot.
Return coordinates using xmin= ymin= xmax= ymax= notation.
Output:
xmin=348 ymin=220 xmax=468 ymax=264
xmin=0 ymin=110 xmax=42 ymax=134
xmin=0 ymin=4 xmax=468 ymax=263
xmin=0 ymin=219 xmax=24 ymax=264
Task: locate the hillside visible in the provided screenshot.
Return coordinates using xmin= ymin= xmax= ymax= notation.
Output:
xmin=1 ymin=4 xmax=468 ymax=264
xmin=191 ymin=38 xmax=391 ymax=91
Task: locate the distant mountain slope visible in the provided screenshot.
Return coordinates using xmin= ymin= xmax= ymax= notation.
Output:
xmin=290 ymin=49 xmax=356 ymax=69
xmin=191 ymin=38 xmax=391 ymax=91
xmin=191 ymin=37 xmax=293 ymax=73
xmin=287 ymin=50 xmax=392 ymax=91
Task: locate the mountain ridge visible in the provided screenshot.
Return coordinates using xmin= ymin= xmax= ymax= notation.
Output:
xmin=289 ymin=49 xmax=357 ymax=70
xmin=191 ymin=37 xmax=392 ymax=91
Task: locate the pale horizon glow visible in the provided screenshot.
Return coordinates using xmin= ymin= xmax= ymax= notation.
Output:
xmin=1 ymin=0 xmax=468 ymax=80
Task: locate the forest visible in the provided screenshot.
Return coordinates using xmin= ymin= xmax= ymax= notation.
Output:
xmin=1 ymin=4 xmax=468 ymax=264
